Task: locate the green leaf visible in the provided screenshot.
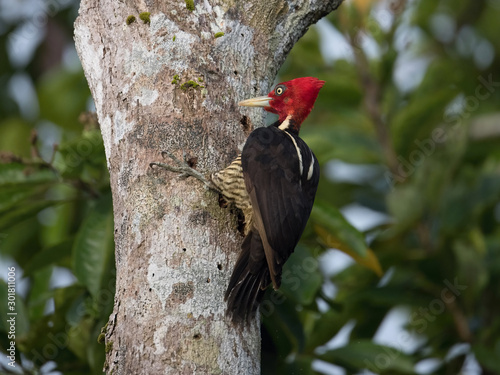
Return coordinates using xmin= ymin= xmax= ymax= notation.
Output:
xmin=318 ymin=340 xmax=415 ymax=373
xmin=0 ymin=163 xmax=57 ymax=189
xmin=391 ymin=88 xmax=457 ymax=157
xmin=23 ymin=239 xmax=74 ymax=276
xmin=311 ymin=201 xmax=368 ymax=257
xmin=452 ymin=229 xmax=489 ymax=304
xmin=0 ymin=186 xmax=40 ymax=214
xmin=72 ymin=193 xmax=114 ymax=298
xmin=262 ymin=295 xmax=306 ymax=354
xmin=385 ymin=185 xmax=424 ymax=235
xmin=282 ymin=355 xmax=314 ymax=375
xmin=28 ymin=267 xmax=53 ymax=321
xmin=349 ymin=286 xmax=431 ymax=308
xmin=53 ymin=285 xmax=87 ymax=325
xmin=303 ymin=127 xmax=382 ymax=165
xmin=473 ymin=343 xmax=500 ymax=373
xmin=0 ymin=200 xmax=61 ymax=231
xmin=88 ymin=320 xmax=107 ymax=374
xmin=0 ymin=164 xmax=60 ymax=230
xmin=37 ymin=68 xmax=91 ymax=130
xmin=67 ymin=316 xmax=94 ymax=361
xmin=0 ymin=118 xmax=33 ymax=157
xmin=280 ymin=246 xmax=322 ymax=305
xmin=54 ymin=129 xmax=106 ymax=179
xmin=440 ymin=163 xmax=500 ymax=233
xmin=305 ymin=309 xmax=348 ymax=351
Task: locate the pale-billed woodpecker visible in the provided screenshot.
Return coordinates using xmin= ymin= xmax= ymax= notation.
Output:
xmin=151 ymin=77 xmax=325 ymax=322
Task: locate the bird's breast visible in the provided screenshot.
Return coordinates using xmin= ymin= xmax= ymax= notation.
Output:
xmin=211 ymin=156 xmax=253 ymax=233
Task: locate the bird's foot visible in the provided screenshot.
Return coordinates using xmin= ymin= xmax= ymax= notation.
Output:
xmin=150 ymin=151 xmax=214 ymax=189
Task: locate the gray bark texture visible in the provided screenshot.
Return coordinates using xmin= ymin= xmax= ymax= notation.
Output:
xmin=74 ymin=0 xmax=343 ymax=373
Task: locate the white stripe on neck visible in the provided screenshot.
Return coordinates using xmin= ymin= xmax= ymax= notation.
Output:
xmin=278 ymin=114 xmax=293 ymax=131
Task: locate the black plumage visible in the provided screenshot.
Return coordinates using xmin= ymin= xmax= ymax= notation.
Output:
xmin=224 ymin=122 xmax=320 ymax=322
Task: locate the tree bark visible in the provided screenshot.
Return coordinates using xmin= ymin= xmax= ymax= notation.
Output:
xmin=74 ymin=0 xmax=343 ymax=373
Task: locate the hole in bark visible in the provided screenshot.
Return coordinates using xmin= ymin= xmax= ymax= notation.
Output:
xmin=206 ymin=278 xmax=210 ymax=283
xmin=218 ymin=194 xmax=228 ymax=208
xmin=187 ymin=157 xmax=197 ymax=168
xmin=193 ymin=333 xmax=202 ymax=340
xmin=149 ymin=288 xmax=152 ymax=292
xmin=240 ymin=115 xmax=251 ymax=133
xmin=234 ymin=70 xmax=238 ymax=75
xmin=217 ymin=263 xmax=223 ymax=270
xmin=182 ymin=248 xmax=186 ymax=252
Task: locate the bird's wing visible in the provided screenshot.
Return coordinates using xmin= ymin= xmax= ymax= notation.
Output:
xmin=241 ymin=126 xmax=319 ymax=288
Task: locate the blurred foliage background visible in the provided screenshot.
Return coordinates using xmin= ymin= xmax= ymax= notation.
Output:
xmin=1 ymin=0 xmax=500 ymax=374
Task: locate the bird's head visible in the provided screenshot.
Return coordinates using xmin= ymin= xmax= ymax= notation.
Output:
xmin=239 ymin=77 xmax=325 ymax=132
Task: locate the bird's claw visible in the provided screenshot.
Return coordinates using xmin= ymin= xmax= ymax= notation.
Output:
xmin=150 ymin=150 xmax=212 ymax=187
xmin=160 ymin=151 xmax=184 ymax=167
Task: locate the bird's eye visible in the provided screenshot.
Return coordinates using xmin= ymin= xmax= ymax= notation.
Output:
xmin=275 ymin=85 xmax=286 ymax=96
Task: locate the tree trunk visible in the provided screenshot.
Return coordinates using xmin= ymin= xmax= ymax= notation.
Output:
xmin=74 ymin=0 xmax=343 ymax=373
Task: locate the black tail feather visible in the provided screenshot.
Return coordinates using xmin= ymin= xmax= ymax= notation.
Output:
xmin=225 ymin=229 xmax=269 ymax=323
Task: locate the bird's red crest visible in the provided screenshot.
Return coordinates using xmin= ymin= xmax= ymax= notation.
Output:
xmin=266 ymin=77 xmax=325 ymax=129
